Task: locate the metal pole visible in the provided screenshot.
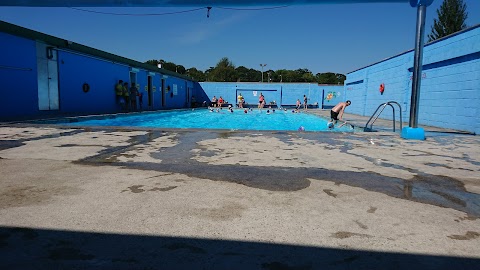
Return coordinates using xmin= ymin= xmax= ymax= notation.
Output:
xmin=260 ymin=64 xmax=266 ymax=83
xmin=409 ymin=4 xmax=426 ymax=128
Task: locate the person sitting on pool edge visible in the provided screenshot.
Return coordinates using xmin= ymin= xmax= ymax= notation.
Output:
xmin=218 ymin=96 xmax=224 ymax=107
xmin=296 ymin=99 xmax=301 ymax=110
xmin=330 ymin=100 xmax=351 ymax=123
xmin=211 ymin=96 xmax=218 ymax=107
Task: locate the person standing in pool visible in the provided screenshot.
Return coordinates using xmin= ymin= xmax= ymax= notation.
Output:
xmin=330 ymin=100 xmax=351 ymax=122
xmin=258 ymin=93 xmax=265 ymax=110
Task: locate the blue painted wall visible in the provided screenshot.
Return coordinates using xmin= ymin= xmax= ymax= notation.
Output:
xmin=57 ymin=53 xmax=194 ymax=115
xmin=163 ymin=76 xmax=193 ymax=109
xmin=194 ymin=82 xmax=343 ymax=109
xmin=345 ymin=24 xmax=480 ymax=134
xmin=0 ymin=32 xmax=39 ymax=120
xmin=0 ymin=28 xmax=194 ymax=121
xmin=58 ymin=51 xmax=129 ymax=114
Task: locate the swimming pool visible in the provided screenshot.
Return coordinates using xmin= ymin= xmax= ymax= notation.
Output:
xmin=48 ymin=109 xmax=354 ymax=132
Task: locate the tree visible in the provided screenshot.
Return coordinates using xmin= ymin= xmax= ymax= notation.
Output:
xmin=162 ymin=61 xmax=179 ymax=73
xmin=145 ymin=59 xmax=160 ymax=67
xmin=144 ymin=59 xmax=185 ymax=74
xmin=208 ymin=57 xmax=237 ymax=82
xmin=235 ymin=66 xmax=250 ymax=82
xmin=266 ymin=70 xmax=276 ymax=83
xmin=336 ymin=73 xmax=346 ymax=85
xmin=246 ymin=68 xmax=261 ymax=82
xmin=316 ymin=72 xmax=346 ymax=85
xmin=186 ymin=68 xmax=205 ymax=81
xmin=292 ymin=68 xmax=316 ymax=82
xmin=147 ymin=57 xmax=346 ymax=84
xmin=282 ymin=70 xmax=299 ymax=82
xmin=204 ymin=67 xmax=214 ymax=81
xmin=428 ymin=0 xmax=468 ymax=42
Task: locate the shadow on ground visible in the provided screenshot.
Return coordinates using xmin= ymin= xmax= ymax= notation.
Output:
xmin=1 ymin=226 xmax=478 ymax=270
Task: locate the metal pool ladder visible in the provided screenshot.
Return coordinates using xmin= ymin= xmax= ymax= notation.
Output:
xmin=364 ymin=101 xmax=402 ymax=132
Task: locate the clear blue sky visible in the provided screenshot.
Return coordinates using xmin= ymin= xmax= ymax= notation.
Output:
xmin=0 ymin=0 xmax=478 ymax=75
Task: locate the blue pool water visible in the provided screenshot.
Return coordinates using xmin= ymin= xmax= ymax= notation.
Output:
xmin=59 ymin=109 xmax=354 ymax=132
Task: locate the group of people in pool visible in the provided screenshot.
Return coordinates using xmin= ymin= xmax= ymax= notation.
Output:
xmin=209 ymin=92 xmax=352 ymax=129
xmin=208 ymin=104 xmax=237 ymax=113
xmin=208 ymin=104 xmax=275 ymax=114
xmin=237 ymin=92 xmax=308 ymax=111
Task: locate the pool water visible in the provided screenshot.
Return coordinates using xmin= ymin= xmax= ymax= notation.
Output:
xmin=60 ymin=109 xmax=354 ymax=132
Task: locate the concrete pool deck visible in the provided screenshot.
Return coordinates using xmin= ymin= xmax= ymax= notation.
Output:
xmin=0 ymin=113 xmax=479 ymax=269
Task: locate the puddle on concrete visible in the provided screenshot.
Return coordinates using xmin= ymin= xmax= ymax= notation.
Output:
xmin=331 ymin=231 xmax=371 ymax=239
xmin=0 ymin=140 xmax=24 ymax=151
xmin=424 ymin=163 xmax=475 ymax=172
xmin=323 ymin=189 xmax=337 ymax=198
xmin=69 ymin=130 xmax=480 ymax=218
xmin=447 ymin=231 xmax=480 ymax=241
xmin=124 ymin=185 xmax=145 ymax=193
xmin=149 ymin=186 xmax=177 ymax=192
xmin=0 ymin=185 xmax=82 ymax=209
xmin=197 ymin=148 xmax=218 ymax=157
xmin=218 ymin=132 xmax=232 ymax=139
xmin=459 ymin=215 xmax=478 ymax=221
xmin=354 ymin=220 xmax=368 ymax=230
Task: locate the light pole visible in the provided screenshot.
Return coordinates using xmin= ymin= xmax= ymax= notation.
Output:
xmin=260 ymin=64 xmax=267 ymax=82
xmin=279 ymin=75 xmax=282 ymax=82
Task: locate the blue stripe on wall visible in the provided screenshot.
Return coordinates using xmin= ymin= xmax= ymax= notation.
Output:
xmin=408 ymin=51 xmax=480 ymax=72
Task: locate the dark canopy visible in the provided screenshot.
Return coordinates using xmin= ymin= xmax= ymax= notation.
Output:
xmin=0 ymin=0 xmax=412 ymax=7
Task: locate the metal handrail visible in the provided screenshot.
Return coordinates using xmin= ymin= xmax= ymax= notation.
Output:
xmin=364 ymin=101 xmax=402 ymax=132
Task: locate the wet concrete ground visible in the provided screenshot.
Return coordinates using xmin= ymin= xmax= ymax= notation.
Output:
xmin=0 ymin=113 xmax=479 ymax=269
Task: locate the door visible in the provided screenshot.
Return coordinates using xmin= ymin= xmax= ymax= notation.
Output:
xmin=37 ymin=43 xmax=59 ymax=110
xmin=185 ymin=82 xmax=189 ymax=107
xmin=161 ymin=78 xmax=166 ymax=107
xmin=147 ymin=75 xmax=153 ymax=108
xmin=129 ymin=72 xmax=137 ymax=86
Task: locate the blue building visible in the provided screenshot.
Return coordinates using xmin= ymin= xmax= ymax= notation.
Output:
xmin=0 ymin=20 xmax=195 ymax=121
xmin=344 ymin=24 xmax=480 ymax=135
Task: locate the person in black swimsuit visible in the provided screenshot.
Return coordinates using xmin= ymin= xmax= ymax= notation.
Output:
xmin=330 ymin=100 xmax=351 ymax=122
